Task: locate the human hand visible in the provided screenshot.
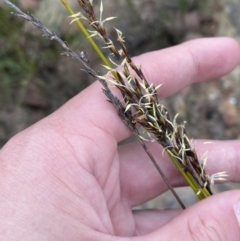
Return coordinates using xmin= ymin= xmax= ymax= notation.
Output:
xmin=0 ymin=38 xmax=240 ymax=241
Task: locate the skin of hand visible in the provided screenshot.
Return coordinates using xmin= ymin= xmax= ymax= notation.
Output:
xmin=0 ymin=37 xmax=240 ymax=241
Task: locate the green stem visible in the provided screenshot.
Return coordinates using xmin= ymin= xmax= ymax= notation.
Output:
xmin=60 ymin=0 xmax=111 ymax=67
xmin=167 ymin=149 xmax=211 ymax=200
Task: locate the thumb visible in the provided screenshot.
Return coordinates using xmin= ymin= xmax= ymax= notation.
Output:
xmin=140 ymin=190 xmax=240 ymax=241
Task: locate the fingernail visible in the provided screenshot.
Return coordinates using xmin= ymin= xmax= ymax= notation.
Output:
xmin=234 ymin=199 xmax=240 ymax=226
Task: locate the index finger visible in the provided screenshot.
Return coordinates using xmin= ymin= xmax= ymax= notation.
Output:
xmin=135 ymin=37 xmax=240 ymax=98
xmin=52 ymin=37 xmax=240 ymax=142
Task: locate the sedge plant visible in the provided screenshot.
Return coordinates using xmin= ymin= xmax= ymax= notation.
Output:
xmin=3 ymin=0 xmax=228 ymax=209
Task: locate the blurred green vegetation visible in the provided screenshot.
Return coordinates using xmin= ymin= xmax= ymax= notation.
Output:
xmin=1 ymin=4 xmax=54 ymax=105
xmin=0 ymin=3 xmax=33 ymax=103
xmin=0 ymin=1 xmax=89 ymax=108
xmin=177 ymin=0 xmax=206 ymax=15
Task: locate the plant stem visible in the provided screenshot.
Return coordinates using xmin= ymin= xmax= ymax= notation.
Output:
xmin=167 ymin=149 xmax=211 ymax=199
xmin=60 ymin=0 xmax=111 ymax=67
xmin=137 ymin=134 xmax=186 ymax=209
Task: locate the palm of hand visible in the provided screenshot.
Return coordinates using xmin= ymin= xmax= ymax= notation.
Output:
xmin=1 ymin=82 xmax=146 ymax=240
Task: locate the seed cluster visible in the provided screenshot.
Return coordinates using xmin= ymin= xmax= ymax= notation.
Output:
xmin=3 ymin=0 xmax=227 ymax=206
xmin=74 ymin=0 xmax=229 ymax=200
